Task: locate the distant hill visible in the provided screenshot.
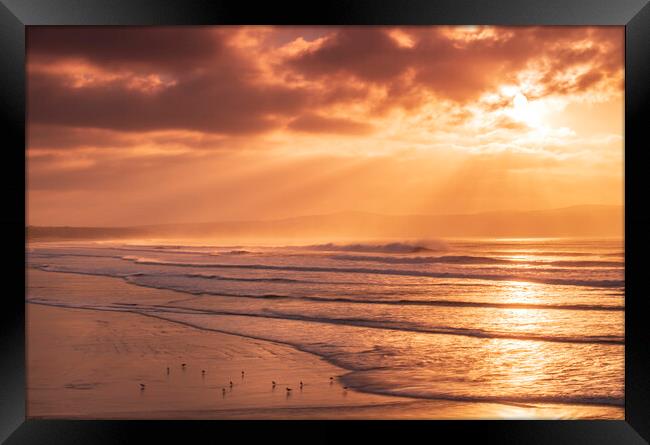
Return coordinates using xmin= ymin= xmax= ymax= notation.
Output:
xmin=26 ymin=205 xmax=623 ymax=241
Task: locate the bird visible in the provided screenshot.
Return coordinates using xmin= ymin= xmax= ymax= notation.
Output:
xmin=300 ymin=381 xmax=303 ymax=389
xmin=286 ymin=387 xmax=292 ymax=393
xmin=139 ymin=383 xmax=146 ymax=390
xmin=202 ymin=370 xmax=206 ymax=375
xmin=329 ymin=377 xmax=334 ymax=384
xmin=222 ymin=388 xmax=226 ymax=396
xmin=343 ymin=386 xmax=349 ymax=391
xmin=229 ymin=380 xmax=233 ymax=388
xmin=241 ymin=370 xmax=245 ymax=376
xmin=166 ymin=367 xmax=170 ymax=374
xmin=181 ymin=363 xmax=187 ymax=369
xmin=272 ymin=381 xmax=276 ymax=388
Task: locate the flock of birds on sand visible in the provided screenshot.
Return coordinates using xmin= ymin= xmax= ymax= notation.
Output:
xmin=139 ymin=364 xmax=349 ymax=396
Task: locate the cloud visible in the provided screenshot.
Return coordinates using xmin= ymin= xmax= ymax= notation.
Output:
xmin=27 ymin=26 xmax=623 ymax=150
xmin=27 ymin=125 xmax=135 ymax=150
xmin=286 ymin=26 xmax=623 ymax=103
xmin=286 ymin=28 xmax=410 ymax=82
xmin=27 ymin=27 xmax=225 ymax=74
xmin=287 ymin=113 xmax=374 ymax=135
xmin=30 ymin=66 xmax=313 ymax=135
xmin=26 ymin=124 xmax=235 ymax=152
xmin=490 ymin=115 xmax=531 ymax=132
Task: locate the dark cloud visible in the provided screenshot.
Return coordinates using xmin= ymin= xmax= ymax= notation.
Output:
xmin=27 ymin=27 xmax=374 ymax=139
xmin=28 ymin=68 xmax=307 ymax=135
xmin=287 ymin=28 xmax=410 ymax=82
xmin=287 ymin=26 xmax=623 ymax=103
xmin=288 ymin=114 xmax=374 ymax=135
xmin=26 ymin=26 xmax=623 ymax=146
xmin=27 ymin=27 xmax=224 ymax=74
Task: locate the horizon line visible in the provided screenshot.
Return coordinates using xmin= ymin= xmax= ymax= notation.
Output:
xmin=26 ymin=203 xmax=623 ymax=229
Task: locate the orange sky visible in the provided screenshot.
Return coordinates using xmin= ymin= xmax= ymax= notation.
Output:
xmin=26 ymin=26 xmax=624 ymax=227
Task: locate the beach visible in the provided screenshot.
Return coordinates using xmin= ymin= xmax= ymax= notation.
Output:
xmin=27 ymin=251 xmax=623 ymax=419
xmin=28 ymin=269 xmax=412 ymax=419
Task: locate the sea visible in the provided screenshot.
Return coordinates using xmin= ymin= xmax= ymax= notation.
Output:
xmin=26 ymin=237 xmax=624 ymax=410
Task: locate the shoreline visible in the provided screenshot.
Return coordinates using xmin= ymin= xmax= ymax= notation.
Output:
xmin=27 ymin=268 xmax=623 ymax=419
xmin=28 ymin=303 xmax=414 ymax=419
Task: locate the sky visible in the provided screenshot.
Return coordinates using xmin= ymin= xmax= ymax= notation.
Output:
xmin=26 ymin=26 xmax=624 ymax=227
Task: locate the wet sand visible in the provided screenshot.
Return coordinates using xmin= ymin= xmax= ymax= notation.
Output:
xmin=27 ymin=269 xmax=623 ymax=419
xmin=27 ymin=303 xmax=401 ymax=418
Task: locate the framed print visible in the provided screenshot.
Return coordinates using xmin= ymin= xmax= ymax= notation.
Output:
xmin=1 ymin=0 xmax=649 ymax=443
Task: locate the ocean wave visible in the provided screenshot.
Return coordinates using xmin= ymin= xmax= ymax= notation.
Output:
xmin=331 ymin=254 xmax=623 ymax=268
xmin=123 ymin=276 xmax=625 ymax=311
xmin=126 ymin=244 xmax=188 ymax=249
xmin=333 ymin=254 xmax=512 ymax=265
xmin=112 ymin=246 xmax=215 ymax=256
xmin=25 ymin=298 xmax=624 ymax=346
xmin=338 ymin=374 xmax=625 ymax=407
xmin=252 ymin=309 xmax=625 ymax=345
xmin=549 ymin=260 xmax=624 ymax=267
xmin=28 ymin=252 xmax=125 ymax=260
xmin=124 ymin=244 xmax=238 ymax=251
xmin=300 ymin=241 xmax=447 ymax=254
xmin=481 ymin=250 xmax=624 ymax=257
xmin=185 ymin=273 xmax=305 ymax=284
xmin=219 ymin=250 xmax=253 ymax=255
xmin=122 ymin=257 xmax=624 ymax=288
xmin=28 ymin=264 xmax=624 ymax=311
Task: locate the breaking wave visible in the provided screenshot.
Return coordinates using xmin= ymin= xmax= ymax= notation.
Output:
xmin=300 ymin=241 xmax=448 ymax=254
xmin=331 ymin=254 xmax=623 ymax=268
xmin=122 ymin=257 xmax=624 ymax=288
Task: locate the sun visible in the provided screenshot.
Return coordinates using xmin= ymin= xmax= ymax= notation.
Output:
xmin=510 ymin=92 xmax=544 ymax=127
xmin=513 ymin=92 xmax=528 ymax=109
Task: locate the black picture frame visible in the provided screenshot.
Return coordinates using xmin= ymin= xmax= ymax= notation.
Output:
xmin=2 ymin=0 xmax=649 ymax=443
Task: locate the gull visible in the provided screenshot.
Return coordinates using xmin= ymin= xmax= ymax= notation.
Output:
xmin=139 ymin=383 xmax=146 ymax=390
